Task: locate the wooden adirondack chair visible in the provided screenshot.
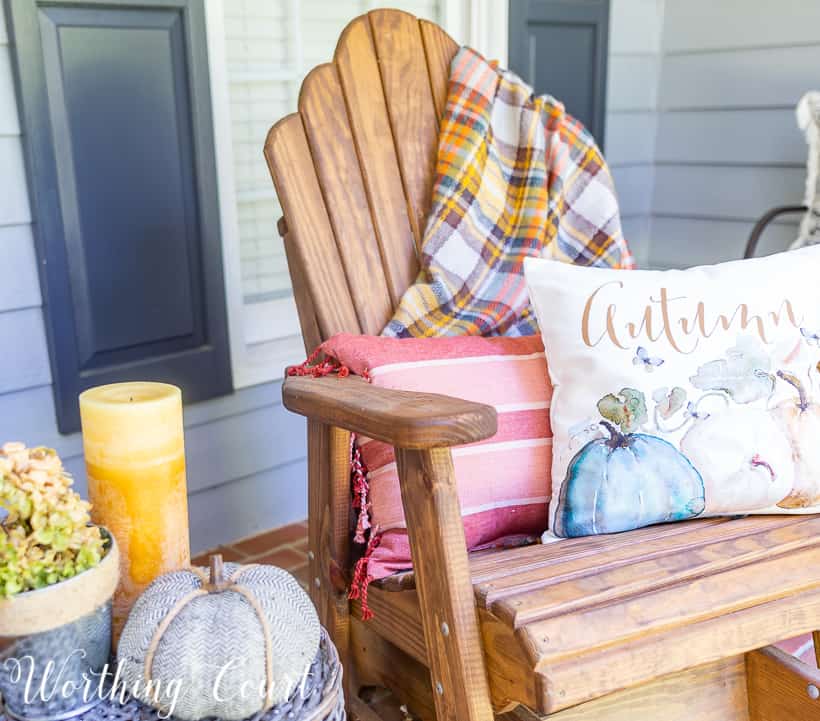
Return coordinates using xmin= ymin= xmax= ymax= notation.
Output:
xmin=264 ymin=9 xmax=820 ymax=721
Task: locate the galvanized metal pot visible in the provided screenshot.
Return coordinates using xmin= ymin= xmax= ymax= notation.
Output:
xmin=0 ymin=529 xmax=119 ymax=721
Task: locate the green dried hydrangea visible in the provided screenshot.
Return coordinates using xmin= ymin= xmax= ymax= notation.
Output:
xmin=0 ymin=442 xmax=105 ymax=598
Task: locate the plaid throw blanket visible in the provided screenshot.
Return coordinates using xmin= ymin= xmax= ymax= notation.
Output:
xmin=383 ymin=47 xmax=634 ymax=338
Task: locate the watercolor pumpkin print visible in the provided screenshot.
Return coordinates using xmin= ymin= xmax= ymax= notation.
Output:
xmin=770 ymin=370 xmax=820 ymax=507
xmin=554 ymin=388 xmax=705 ymax=538
xmin=554 ymin=333 xmax=820 ymax=538
xmin=523 ymin=246 xmax=820 ymax=541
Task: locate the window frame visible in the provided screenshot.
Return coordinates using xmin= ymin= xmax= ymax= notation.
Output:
xmin=205 ymin=0 xmax=305 ymax=389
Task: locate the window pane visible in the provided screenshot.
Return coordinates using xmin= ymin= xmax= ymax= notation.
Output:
xmin=224 ymin=0 xmax=441 ymax=306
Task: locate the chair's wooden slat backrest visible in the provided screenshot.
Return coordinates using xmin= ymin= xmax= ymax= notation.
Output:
xmin=299 ymin=64 xmax=394 ymax=336
xmin=369 ymin=11 xmax=441 ymax=247
xmin=264 ymin=9 xmax=459 ymax=350
xmin=421 ymin=20 xmax=459 ymax=120
xmin=264 ymin=117 xmax=360 ymax=347
xmin=333 ymin=14 xmax=420 ymax=307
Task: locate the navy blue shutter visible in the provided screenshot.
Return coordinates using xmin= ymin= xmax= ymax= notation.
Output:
xmin=6 ymin=0 xmax=232 ymax=433
xmin=508 ymin=0 xmax=610 ymax=147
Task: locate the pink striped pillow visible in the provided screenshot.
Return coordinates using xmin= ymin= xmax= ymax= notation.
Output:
xmin=319 ymin=334 xmax=552 ymax=601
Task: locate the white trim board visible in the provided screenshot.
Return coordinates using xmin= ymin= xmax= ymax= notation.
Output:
xmin=205 ymin=0 xmax=305 ymax=389
xmin=441 ymin=0 xmax=508 ymax=65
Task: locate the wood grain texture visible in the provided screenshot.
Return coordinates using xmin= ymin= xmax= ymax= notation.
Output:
xmin=527 ymin=535 xmax=820 ymax=664
xmin=350 ymin=616 xmax=437 ymax=721
xmin=394 ymin=447 xmax=494 ymax=721
xmin=493 ymin=516 xmax=820 ymax=628
xmin=298 ymin=64 xmax=394 ymax=335
xmin=355 ymin=515 xmax=820 ymax=715
xmin=279 ymin=226 xmax=322 ymax=354
xmin=478 ymin=609 xmax=539 ymax=712
xmin=418 ymin=19 xmax=459 ymax=125
xmin=537 ymin=583 xmax=820 ymax=714
xmin=307 ymin=421 xmax=353 ymax=703
xmin=369 ymin=10 xmax=440 ymax=248
xmin=508 ymin=656 xmax=750 ymax=721
xmin=352 ymin=586 xmax=427 ymax=666
xmin=334 ymin=14 xmax=419 ymax=305
xmin=264 ymin=114 xmax=360 ymax=339
xmin=282 ymin=375 xmax=497 ymax=449
xmin=747 ymin=645 xmax=820 ymax=721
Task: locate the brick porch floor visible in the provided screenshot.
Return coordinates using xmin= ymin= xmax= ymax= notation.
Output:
xmin=194 ymin=520 xmax=819 ymax=668
xmin=191 ymin=520 xmax=310 ymax=589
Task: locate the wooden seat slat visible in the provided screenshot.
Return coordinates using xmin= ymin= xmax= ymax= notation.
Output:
xmin=535 ymin=584 xmax=820 ymax=714
xmin=479 ymin=516 xmax=814 ymax=616
xmin=528 ymin=540 xmax=820 ymax=663
xmin=353 ymin=516 xmax=820 ymax=713
xmin=470 ymin=518 xmax=730 ymax=586
xmin=357 ymin=515 xmax=820 ymax=714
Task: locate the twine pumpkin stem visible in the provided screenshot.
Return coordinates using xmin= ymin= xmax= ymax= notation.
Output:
xmin=209 ymin=554 xmax=228 ymax=591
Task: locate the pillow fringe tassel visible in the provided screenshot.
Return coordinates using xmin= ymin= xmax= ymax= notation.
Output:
xmin=348 ymin=530 xmax=381 ymax=621
xmin=290 ymin=347 xmax=379 ymax=620
xmin=287 ymin=346 xmax=350 ymax=378
xmin=351 ymin=435 xmax=371 ymax=544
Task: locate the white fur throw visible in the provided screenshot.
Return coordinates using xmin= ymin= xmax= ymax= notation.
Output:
xmin=792 ymin=91 xmax=820 ymax=249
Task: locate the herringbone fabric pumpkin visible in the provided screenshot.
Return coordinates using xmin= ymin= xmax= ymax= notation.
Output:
xmin=117 ymin=561 xmax=320 ymax=721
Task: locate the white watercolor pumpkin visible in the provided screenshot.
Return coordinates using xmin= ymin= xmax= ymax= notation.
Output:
xmin=680 ymin=407 xmax=793 ymax=514
xmin=772 ymin=371 xmax=820 ymax=508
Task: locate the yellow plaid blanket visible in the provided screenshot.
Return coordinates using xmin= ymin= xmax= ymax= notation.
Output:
xmin=383 ymin=46 xmax=634 ymax=338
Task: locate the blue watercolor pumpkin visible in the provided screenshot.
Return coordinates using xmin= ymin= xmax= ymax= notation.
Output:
xmin=553 ymin=422 xmax=705 ymax=538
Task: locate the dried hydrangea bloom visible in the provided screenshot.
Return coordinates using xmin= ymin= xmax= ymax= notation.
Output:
xmin=0 ymin=442 xmax=105 ymax=597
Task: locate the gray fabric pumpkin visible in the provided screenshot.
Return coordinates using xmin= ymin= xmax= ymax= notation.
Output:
xmin=117 ymin=556 xmax=320 ymax=721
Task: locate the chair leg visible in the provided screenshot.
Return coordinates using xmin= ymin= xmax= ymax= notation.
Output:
xmin=307 ymin=422 xmax=358 ymax=707
xmin=395 ymin=447 xmax=495 ymax=721
xmin=747 ymin=645 xmax=820 ymax=720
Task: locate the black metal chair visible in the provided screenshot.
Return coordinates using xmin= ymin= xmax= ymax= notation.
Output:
xmin=744 ymin=205 xmax=807 ymax=259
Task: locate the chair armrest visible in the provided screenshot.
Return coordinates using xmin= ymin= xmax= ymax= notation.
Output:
xmin=282 ymin=375 xmax=497 ymax=449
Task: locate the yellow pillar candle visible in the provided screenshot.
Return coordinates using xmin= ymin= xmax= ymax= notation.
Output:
xmin=79 ymin=382 xmax=190 ymax=641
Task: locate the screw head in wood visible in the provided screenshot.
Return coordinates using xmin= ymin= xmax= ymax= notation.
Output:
xmin=307 ymin=551 xmax=315 ymax=561
xmin=809 ymin=683 xmax=820 ymax=700
xmin=435 ymin=682 xmax=444 ymax=696
xmin=441 ymin=622 xmax=449 ymax=636
xmin=314 ymin=577 xmax=321 ymax=588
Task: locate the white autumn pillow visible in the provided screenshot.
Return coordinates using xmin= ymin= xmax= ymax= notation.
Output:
xmin=524 ymin=246 xmax=820 ymax=539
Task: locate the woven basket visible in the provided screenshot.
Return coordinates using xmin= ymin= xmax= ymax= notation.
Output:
xmin=0 ymin=629 xmax=345 ymax=721
xmin=264 ymin=627 xmax=345 ymax=721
